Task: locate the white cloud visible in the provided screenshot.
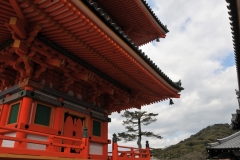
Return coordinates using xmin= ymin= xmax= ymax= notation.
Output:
xmin=108 ymin=0 xmax=238 ymax=150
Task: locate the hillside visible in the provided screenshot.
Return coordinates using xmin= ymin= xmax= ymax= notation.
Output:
xmin=151 ymin=124 xmax=237 ymax=160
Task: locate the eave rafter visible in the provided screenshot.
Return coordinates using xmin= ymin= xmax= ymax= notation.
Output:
xmin=0 ymin=0 xmax=180 ymax=112
xmin=117 ymin=0 xmax=165 ymax=39
xmin=21 ymin=0 xmax=167 ymax=97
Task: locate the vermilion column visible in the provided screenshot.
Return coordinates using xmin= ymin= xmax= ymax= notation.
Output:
xmin=103 ymin=121 xmax=108 ymax=158
xmin=54 ymin=98 xmax=64 ymax=131
xmin=0 ymin=94 xmax=11 ymax=126
xmin=0 ymin=94 xmax=10 ymax=146
xmin=112 ymin=133 xmax=118 ymax=160
xmin=52 ymin=104 xmax=63 ymax=152
xmin=53 ymin=107 xmax=62 ymax=131
xmin=14 ymin=86 xmax=34 ymax=148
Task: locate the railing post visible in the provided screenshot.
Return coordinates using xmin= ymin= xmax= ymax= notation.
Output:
xmin=112 ymin=133 xmax=118 ymax=160
xmin=46 ymin=136 xmax=54 ymax=151
xmin=82 ymin=127 xmax=89 ymax=159
xmin=146 ymin=141 xmax=150 ymax=159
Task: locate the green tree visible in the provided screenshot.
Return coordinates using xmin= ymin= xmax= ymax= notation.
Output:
xmin=118 ymin=110 xmax=162 ymax=148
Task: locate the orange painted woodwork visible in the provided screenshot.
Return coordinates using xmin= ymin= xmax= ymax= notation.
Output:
xmin=14 ymin=97 xmax=32 ymax=148
xmin=9 ymin=17 xmax=27 ymax=39
xmin=0 ymin=104 xmax=9 ymax=126
xmin=0 ymin=0 xmax=182 ymax=159
xmin=18 ymin=97 xmax=32 ymax=124
xmin=63 ymin=116 xmax=74 ymax=146
xmin=52 ymin=107 xmax=63 ymax=152
xmin=53 ymin=107 xmax=62 ymax=131
xmin=73 ymin=118 xmax=83 ymax=153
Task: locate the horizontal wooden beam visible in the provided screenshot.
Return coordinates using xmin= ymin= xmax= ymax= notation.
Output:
xmin=9 ymin=17 xmax=26 ymax=39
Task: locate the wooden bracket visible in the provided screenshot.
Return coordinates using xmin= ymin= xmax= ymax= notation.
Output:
xmin=9 ymin=17 xmax=27 ymax=39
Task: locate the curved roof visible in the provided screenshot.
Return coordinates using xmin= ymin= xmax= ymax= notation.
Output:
xmin=207 ymin=131 xmax=240 ymax=149
xmin=83 ymin=0 xmax=183 ymax=91
xmin=206 ymin=130 xmax=240 ymax=158
xmin=0 ymin=0 xmax=183 ymax=111
xmin=86 ymin=0 xmax=168 ymax=46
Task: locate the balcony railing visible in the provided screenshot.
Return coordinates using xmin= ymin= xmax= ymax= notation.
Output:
xmin=108 ymin=134 xmax=150 ymax=160
xmin=0 ymin=126 xmax=151 ymax=160
xmin=0 ymin=125 xmax=89 ymax=159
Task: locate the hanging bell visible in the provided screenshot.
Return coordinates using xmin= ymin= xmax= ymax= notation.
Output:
xmin=169 ymin=99 xmax=174 ymax=105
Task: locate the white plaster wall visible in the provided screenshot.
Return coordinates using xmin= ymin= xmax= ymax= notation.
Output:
xmin=26 ymin=134 xmax=48 ymax=150
xmin=1 ymin=132 xmax=16 ymax=148
xmin=89 ymin=142 xmax=103 ymax=155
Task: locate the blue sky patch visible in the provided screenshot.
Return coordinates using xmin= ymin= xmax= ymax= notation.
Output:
xmin=180 ymin=18 xmax=191 ymax=32
xmin=221 ymin=52 xmax=235 ymax=67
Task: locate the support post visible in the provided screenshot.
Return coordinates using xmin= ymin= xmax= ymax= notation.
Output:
xmin=14 ymin=86 xmax=34 ymax=148
xmin=0 ymin=94 xmax=11 ymax=126
xmin=82 ymin=127 xmax=89 ymax=159
xmin=0 ymin=94 xmax=11 ymax=146
xmin=146 ymin=141 xmax=150 ymax=159
xmin=112 ymin=133 xmax=118 ymax=160
xmin=53 ymin=105 xmax=63 ymax=152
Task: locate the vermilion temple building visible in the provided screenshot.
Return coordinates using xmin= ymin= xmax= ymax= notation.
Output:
xmin=0 ymin=0 xmax=183 ymax=159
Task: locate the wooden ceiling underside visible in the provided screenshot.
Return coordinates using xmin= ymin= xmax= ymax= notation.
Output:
xmin=0 ymin=0 xmax=181 ymax=112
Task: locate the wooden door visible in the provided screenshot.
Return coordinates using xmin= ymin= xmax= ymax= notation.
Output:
xmin=73 ymin=118 xmax=82 ymax=153
xmin=62 ymin=112 xmax=84 ymax=153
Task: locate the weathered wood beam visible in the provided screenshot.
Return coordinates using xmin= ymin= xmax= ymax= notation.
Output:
xmin=9 ymin=0 xmax=25 ymax=19
xmin=9 ymin=17 xmax=26 ymax=39
xmin=13 ymin=40 xmax=28 ymax=54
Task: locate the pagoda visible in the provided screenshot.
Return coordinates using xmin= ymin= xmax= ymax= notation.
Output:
xmin=206 ymin=0 xmax=240 ymax=159
xmin=0 ymin=0 xmax=183 ymax=159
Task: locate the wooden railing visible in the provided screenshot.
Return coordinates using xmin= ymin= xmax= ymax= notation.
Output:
xmin=108 ymin=134 xmax=150 ymax=160
xmin=0 ymin=126 xmax=89 ymax=159
xmin=0 ymin=127 xmax=150 ymax=160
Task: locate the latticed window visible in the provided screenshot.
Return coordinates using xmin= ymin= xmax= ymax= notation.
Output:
xmin=8 ymin=103 xmax=20 ymax=124
xmin=92 ymin=120 xmax=101 ymax=136
xmin=34 ymin=104 xmax=51 ymax=126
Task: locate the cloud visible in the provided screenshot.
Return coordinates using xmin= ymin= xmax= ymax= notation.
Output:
xmin=108 ymin=0 xmax=238 ymax=149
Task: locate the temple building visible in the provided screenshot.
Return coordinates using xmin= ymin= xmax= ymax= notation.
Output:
xmin=0 ymin=0 xmax=183 ymax=159
xmin=206 ymin=0 xmax=240 ymax=159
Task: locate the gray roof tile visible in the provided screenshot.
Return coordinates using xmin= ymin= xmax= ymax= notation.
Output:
xmin=207 ymin=131 xmax=240 ymax=149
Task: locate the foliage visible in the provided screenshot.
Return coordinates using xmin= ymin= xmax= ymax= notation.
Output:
xmin=118 ymin=110 xmax=162 ymax=148
xmin=151 ymin=123 xmax=237 ymax=160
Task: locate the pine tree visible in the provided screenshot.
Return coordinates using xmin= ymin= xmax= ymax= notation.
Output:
xmin=118 ymin=110 xmax=162 ymax=148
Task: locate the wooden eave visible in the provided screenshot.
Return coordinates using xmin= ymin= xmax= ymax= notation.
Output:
xmin=226 ymin=0 xmax=240 ymax=91
xmin=226 ymin=0 xmax=240 ymax=129
xmin=206 ymin=130 xmax=240 ymax=158
xmin=84 ymin=0 xmax=168 ymax=46
xmin=0 ymin=0 xmax=182 ymax=111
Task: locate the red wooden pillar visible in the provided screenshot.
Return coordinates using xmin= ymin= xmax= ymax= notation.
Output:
xmin=14 ymin=86 xmax=34 ymax=148
xmin=103 ymin=121 xmax=108 ymax=158
xmin=53 ymin=107 xmax=63 ymax=131
xmin=52 ymin=102 xmax=63 ymax=152
xmin=82 ymin=127 xmax=89 ymax=159
xmin=112 ymin=133 xmax=118 ymax=160
xmin=0 ymin=94 xmax=11 ymax=126
xmin=0 ymin=94 xmax=11 ymax=146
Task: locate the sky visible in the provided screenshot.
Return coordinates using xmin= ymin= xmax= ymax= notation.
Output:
xmin=108 ymin=0 xmax=238 ymax=149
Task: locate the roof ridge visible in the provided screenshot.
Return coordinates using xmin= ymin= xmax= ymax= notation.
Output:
xmin=207 ymin=130 xmax=240 ymax=147
xmin=217 ymin=130 xmax=240 ymax=143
